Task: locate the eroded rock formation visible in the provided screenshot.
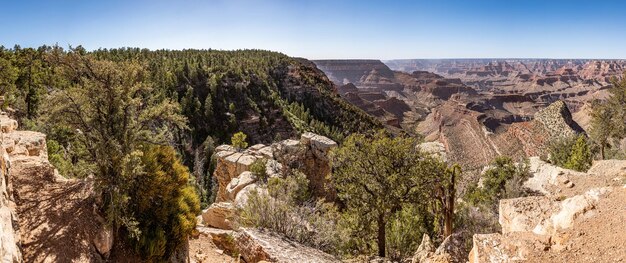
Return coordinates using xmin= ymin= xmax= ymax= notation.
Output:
xmin=0 ymin=112 xmax=108 ymax=262
xmin=194 ymin=132 xmax=340 ymax=262
xmin=469 ymin=158 xmax=626 ymax=262
xmin=0 ymin=113 xmax=22 ymax=263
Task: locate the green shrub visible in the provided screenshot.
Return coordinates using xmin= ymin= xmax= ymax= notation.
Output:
xmin=250 ymin=158 xmax=268 ymax=182
xmin=267 ymin=171 xmax=310 ymax=204
xmin=238 ymin=173 xmax=341 ymax=254
xmin=385 ymin=204 xmax=434 ymax=261
xmin=46 ymin=139 xmax=71 ymax=177
xmin=467 ymin=156 xmax=531 ymax=210
xmin=565 ymin=135 xmax=592 ymax=172
xmin=548 ymin=134 xmax=592 ymax=172
xmin=129 ymin=145 xmax=201 ymax=261
xmin=231 ymin=131 xmax=248 ymax=150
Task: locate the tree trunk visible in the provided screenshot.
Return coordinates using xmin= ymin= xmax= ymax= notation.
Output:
xmin=443 ymin=165 xmax=457 ymax=238
xmin=377 ymin=213 xmax=386 ymax=257
xmin=600 ymin=143 xmax=605 ymax=160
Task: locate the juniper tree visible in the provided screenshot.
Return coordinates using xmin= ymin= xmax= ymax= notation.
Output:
xmin=331 ymin=131 xmax=458 ymax=257
xmin=590 ymin=74 xmax=626 ymax=159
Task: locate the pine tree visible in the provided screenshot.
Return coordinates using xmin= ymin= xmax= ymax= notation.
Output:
xmin=231 ymin=131 xmax=248 ymax=150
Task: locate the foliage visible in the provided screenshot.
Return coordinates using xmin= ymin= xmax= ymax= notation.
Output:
xmin=548 ymin=134 xmax=592 ymax=172
xmin=230 ymin=131 xmax=248 ymax=150
xmin=40 ymin=50 xmax=188 ymax=253
xmin=46 ymin=139 xmax=72 ymax=177
xmin=589 ymin=74 xmax=626 ymax=159
xmin=198 ymin=136 xmax=217 ymax=208
xmin=238 ymin=172 xmax=341 ymax=253
xmin=250 ymin=158 xmax=268 ymax=182
xmin=589 ymin=100 xmax=618 ymax=159
xmin=385 ymin=204 xmax=434 ymax=260
xmin=0 ymin=45 xmax=382 ymax=259
xmin=331 ymin=130 xmax=458 ymax=257
xmin=130 ymin=145 xmax=200 ymax=260
xmin=565 ymin=135 xmax=593 ymax=172
xmin=466 ymin=156 xmax=532 ymax=210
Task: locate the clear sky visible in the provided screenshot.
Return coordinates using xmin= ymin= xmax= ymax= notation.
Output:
xmin=2 ymin=0 xmax=625 ymax=59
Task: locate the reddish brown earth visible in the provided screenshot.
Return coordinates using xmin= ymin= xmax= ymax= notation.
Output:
xmin=311 ymin=59 xmax=611 ymax=187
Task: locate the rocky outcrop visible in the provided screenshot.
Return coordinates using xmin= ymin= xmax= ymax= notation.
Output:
xmin=411 ymin=233 xmax=468 ymax=263
xmin=197 ymin=133 xmax=339 ymax=262
xmin=469 ymin=159 xmax=626 ymax=262
xmin=533 ymin=100 xmax=584 ymax=140
xmin=300 ymin=132 xmax=337 ymax=199
xmin=209 ymin=228 xmax=339 ymax=263
xmin=0 ymin=121 xmax=21 ymax=262
xmin=204 ymin=132 xmax=337 ymax=230
xmin=412 ymin=234 xmax=435 ymax=263
xmin=213 ymin=151 xmax=258 ymax=203
xmin=202 ymin=202 xmax=237 ymax=230
xmin=0 ymin=113 xmax=107 ymax=262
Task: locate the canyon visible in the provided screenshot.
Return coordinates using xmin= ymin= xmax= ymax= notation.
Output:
xmin=313 ymin=59 xmax=618 ymax=174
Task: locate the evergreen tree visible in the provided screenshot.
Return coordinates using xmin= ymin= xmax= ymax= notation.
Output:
xmin=231 ymin=131 xmax=248 ymax=150
xmin=589 ymin=74 xmax=626 ymax=159
xmin=565 ymin=135 xmax=592 ymax=172
xmin=130 ymin=145 xmax=200 ymax=260
xmin=332 ymin=131 xmax=458 ymax=257
xmin=204 ymin=93 xmax=213 ymax=118
xmin=589 ymin=101 xmax=617 ymax=159
xmin=44 ymin=50 xmax=187 ymax=237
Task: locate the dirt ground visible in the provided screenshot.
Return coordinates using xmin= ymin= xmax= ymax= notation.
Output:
xmin=188 ymin=227 xmax=238 ymax=263
xmin=11 ymin=156 xmax=104 ymax=263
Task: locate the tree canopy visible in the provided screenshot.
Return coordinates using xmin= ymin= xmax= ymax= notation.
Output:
xmin=331 ymin=131 xmax=459 ymax=257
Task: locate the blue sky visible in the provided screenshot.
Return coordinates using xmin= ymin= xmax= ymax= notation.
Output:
xmin=1 ymin=0 xmax=625 ymax=59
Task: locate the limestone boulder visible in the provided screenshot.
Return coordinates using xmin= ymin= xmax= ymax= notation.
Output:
xmin=215 ymin=144 xmax=236 ymax=153
xmin=235 ymin=228 xmax=339 ymax=263
xmin=0 ymin=206 xmax=21 ymax=263
xmin=0 ymin=114 xmax=18 ymax=133
xmin=533 ymin=187 xmax=610 ymax=236
xmin=235 ymin=183 xmax=265 ymax=208
xmin=412 ymin=234 xmax=435 ymax=263
xmin=213 ymin=150 xmax=258 ymax=202
xmin=265 ymin=159 xmax=283 ymax=178
xmin=525 ymin=157 xmax=586 ymax=195
xmin=272 ymin=139 xmax=303 ymax=165
xmin=226 ymin=171 xmax=257 ymax=201
xmin=300 ymin=133 xmax=337 ymax=200
xmin=499 ymin=196 xmax=557 ymax=234
xmin=300 ymin=132 xmax=337 ymax=160
xmin=412 ymin=232 xmax=468 ymax=263
xmin=202 ymin=202 xmax=237 ymax=230
xmin=0 ymin=148 xmax=21 ymax=263
xmin=257 ymin=146 xmax=274 ymax=159
xmin=433 ymin=233 xmax=467 ymax=263
xmin=3 ymin=131 xmax=48 ymax=158
xmin=469 ymin=232 xmax=550 ymax=263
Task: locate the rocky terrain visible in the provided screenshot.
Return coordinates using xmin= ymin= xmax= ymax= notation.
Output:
xmin=386 ymin=59 xmax=624 ymax=111
xmin=0 ymin=112 xmax=111 ymax=262
xmin=191 ymin=132 xmax=340 ymax=263
xmin=313 ymin=60 xmax=479 ymax=131
xmin=469 ymin=158 xmax=626 ymax=263
xmin=313 ymin=59 xmax=608 ymax=175
xmin=1 ymin=107 xmax=343 ymax=263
